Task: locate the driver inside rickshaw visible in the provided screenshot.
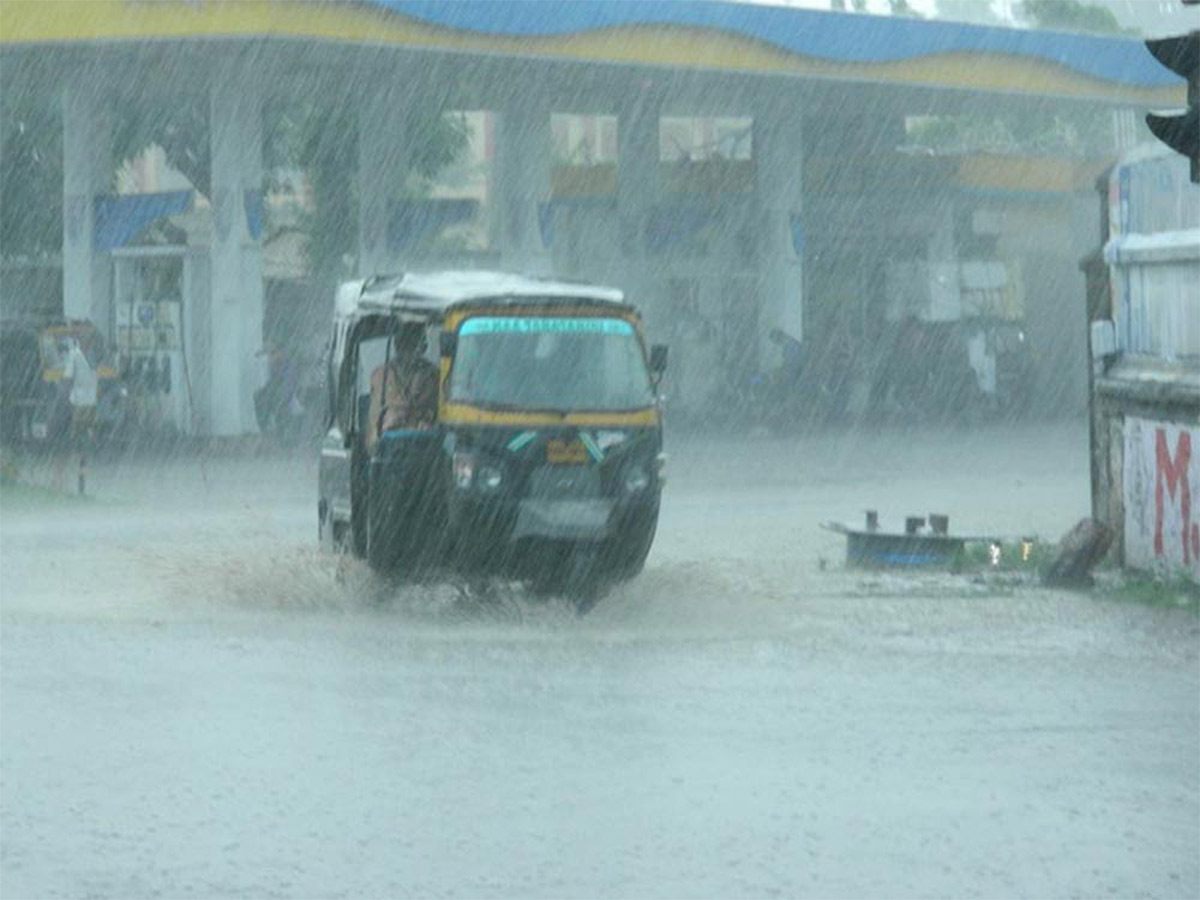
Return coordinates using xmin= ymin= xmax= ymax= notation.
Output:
xmin=365 ymin=321 xmax=439 ymax=453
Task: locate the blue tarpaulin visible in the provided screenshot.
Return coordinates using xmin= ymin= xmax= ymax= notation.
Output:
xmin=93 ymin=191 xmax=193 ymax=252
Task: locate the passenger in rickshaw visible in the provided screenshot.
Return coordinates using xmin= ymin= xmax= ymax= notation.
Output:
xmin=365 ymin=321 xmax=439 ymax=454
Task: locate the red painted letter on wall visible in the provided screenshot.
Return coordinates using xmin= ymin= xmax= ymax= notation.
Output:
xmin=1155 ymin=428 xmax=1192 ymax=564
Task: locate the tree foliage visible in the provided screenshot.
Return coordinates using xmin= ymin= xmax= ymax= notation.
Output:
xmin=933 ymin=0 xmax=1005 ymax=26
xmin=283 ymin=96 xmax=469 ymax=282
xmin=1 ymin=96 xmax=63 ymax=260
xmin=906 ymin=107 xmax=1113 ymax=157
xmin=288 ymin=102 xmax=357 ymax=283
xmin=114 ymin=97 xmax=210 ymax=198
xmin=8 ymin=88 xmax=471 ymax=282
xmin=115 ymin=93 xmax=469 ymax=282
xmin=1024 ymin=0 xmax=1133 ymax=35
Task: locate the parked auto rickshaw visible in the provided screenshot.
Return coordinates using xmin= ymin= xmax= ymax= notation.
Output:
xmin=21 ymin=320 xmax=124 ymax=445
xmin=0 ymin=319 xmax=44 ymax=443
xmin=318 ymin=271 xmax=668 ymax=609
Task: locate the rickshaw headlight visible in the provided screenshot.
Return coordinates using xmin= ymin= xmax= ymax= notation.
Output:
xmin=453 ymin=452 xmax=474 ymax=489
xmin=623 ymin=465 xmax=651 ymax=494
xmin=454 ymin=452 xmax=502 ymax=492
xmin=478 ymin=465 xmax=503 ymax=492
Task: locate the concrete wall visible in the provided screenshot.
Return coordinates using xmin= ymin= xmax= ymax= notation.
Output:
xmin=1122 ymin=417 xmax=1199 ymax=580
xmin=1090 ymin=149 xmax=1200 ymax=581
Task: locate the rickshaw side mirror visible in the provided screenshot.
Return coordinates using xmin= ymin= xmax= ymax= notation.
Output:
xmin=439 ymin=331 xmax=457 ymax=358
xmin=649 ymin=344 xmax=668 ymax=375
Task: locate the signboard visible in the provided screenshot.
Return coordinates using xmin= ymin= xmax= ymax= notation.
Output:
xmin=1124 ymin=417 xmax=1200 ymax=580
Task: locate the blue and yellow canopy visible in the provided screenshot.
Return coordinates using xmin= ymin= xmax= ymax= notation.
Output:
xmin=0 ymin=0 xmax=1183 ymax=104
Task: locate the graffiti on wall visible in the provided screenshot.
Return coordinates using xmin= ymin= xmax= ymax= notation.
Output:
xmin=1124 ymin=417 xmax=1200 ymax=579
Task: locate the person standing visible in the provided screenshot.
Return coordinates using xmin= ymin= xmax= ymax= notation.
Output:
xmin=768 ymin=327 xmax=805 ymax=425
xmin=769 ymin=327 xmax=804 ymax=388
xmin=61 ymin=338 xmax=98 ymax=446
xmin=51 ymin=337 xmax=99 ymax=495
xmin=255 ymin=342 xmax=303 ymax=436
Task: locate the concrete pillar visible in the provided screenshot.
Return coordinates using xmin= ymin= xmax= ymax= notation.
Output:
xmin=925 ymin=199 xmax=960 ymax=321
xmin=208 ymin=61 xmax=263 ymax=436
xmin=494 ymin=96 xmax=553 ymax=276
xmin=62 ymin=82 xmax=112 ymax=332
xmin=187 ymin=251 xmax=213 ymax=435
xmin=358 ymin=87 xmax=409 ymax=277
xmin=928 ymin=199 xmax=956 ymax=261
xmin=754 ymin=113 xmax=804 ymax=347
xmin=617 ymin=93 xmax=661 ymax=319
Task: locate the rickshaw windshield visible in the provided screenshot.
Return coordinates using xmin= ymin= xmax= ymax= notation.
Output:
xmin=448 ymin=316 xmax=655 ymax=412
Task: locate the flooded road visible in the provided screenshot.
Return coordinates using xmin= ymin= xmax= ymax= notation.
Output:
xmin=2 ymin=422 xmax=1197 ymax=899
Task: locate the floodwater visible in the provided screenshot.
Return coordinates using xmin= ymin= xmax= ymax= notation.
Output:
xmin=1 ymin=422 xmax=1197 ymax=899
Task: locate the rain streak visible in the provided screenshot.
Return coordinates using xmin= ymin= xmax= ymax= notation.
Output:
xmin=1 ymin=2 xmax=1198 ymax=899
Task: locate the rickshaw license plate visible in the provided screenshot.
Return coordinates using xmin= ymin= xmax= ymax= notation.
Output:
xmin=546 ymin=439 xmax=588 ymax=465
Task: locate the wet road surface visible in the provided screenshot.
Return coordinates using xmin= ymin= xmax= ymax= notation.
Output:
xmin=2 ymin=423 xmax=1197 ymax=898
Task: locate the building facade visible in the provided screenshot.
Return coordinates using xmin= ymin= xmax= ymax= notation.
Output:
xmin=0 ymin=0 xmax=1185 ymax=435
xmin=1087 ymin=147 xmax=1200 ymax=581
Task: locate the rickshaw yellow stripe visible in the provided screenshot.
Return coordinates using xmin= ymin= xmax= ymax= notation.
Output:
xmin=439 ymin=404 xmax=659 ymax=428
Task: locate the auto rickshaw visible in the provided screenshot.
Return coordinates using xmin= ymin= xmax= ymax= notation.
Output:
xmin=0 ymin=319 xmax=43 ymax=443
xmin=27 ymin=320 xmax=124 ymax=445
xmin=318 ymin=271 xmax=668 ymax=609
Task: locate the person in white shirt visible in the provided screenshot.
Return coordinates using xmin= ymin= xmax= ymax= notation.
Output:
xmin=61 ymin=339 xmax=98 ymax=444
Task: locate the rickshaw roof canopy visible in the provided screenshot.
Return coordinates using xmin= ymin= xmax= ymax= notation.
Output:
xmin=338 ymin=270 xmax=630 ymax=322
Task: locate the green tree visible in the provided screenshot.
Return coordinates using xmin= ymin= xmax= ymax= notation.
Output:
xmin=113 ymin=92 xmax=469 ymax=281
xmin=114 ymin=96 xmax=209 ymax=198
xmin=285 ymin=97 xmax=469 ymax=282
xmin=1024 ymin=0 xmax=1134 ymax=35
xmin=905 ymin=107 xmax=1113 ymax=157
xmin=4 ymin=87 xmax=470 ymax=280
xmin=934 ymin=0 xmax=1005 ymax=26
xmin=1 ymin=95 xmax=64 ymax=261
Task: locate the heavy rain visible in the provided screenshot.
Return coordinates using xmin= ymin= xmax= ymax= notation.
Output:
xmin=1 ymin=1 xmax=1198 ymax=899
